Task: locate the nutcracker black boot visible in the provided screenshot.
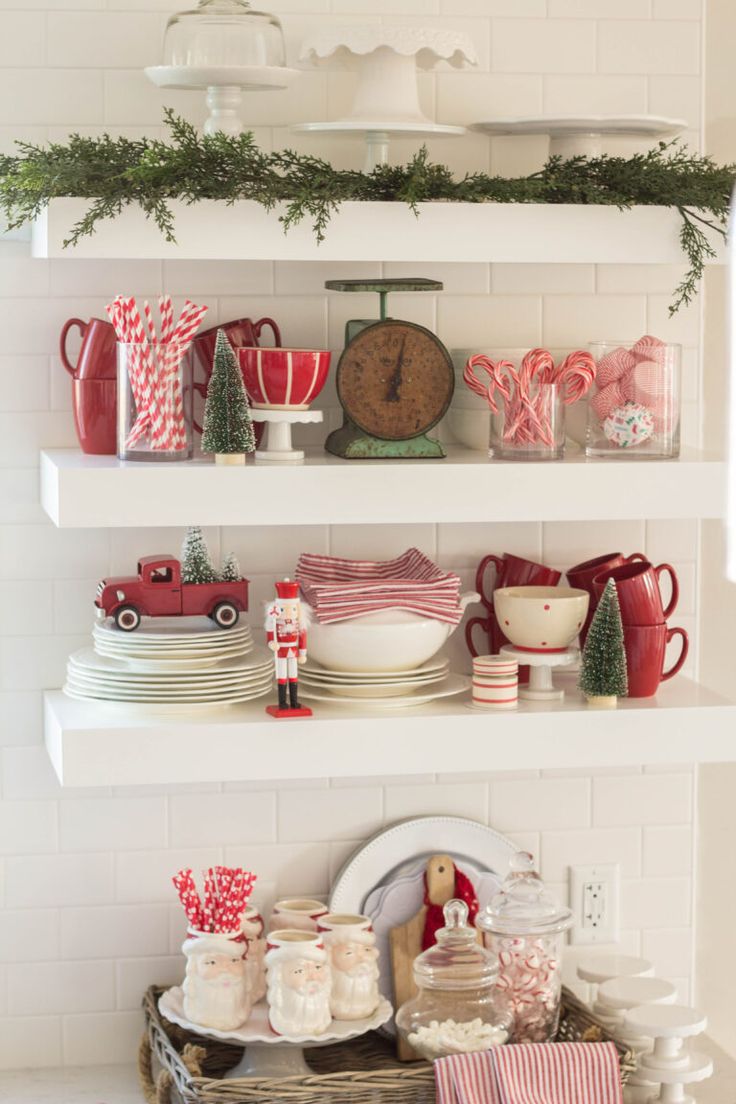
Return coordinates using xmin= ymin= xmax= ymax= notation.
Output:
xmin=278 ymin=682 xmax=288 ymax=710
xmin=289 ymin=680 xmax=300 ymax=709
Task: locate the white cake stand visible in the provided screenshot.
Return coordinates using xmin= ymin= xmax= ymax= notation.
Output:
xmin=500 ymin=644 xmax=578 ymax=702
xmin=471 ymin=115 xmax=686 ymax=160
xmin=159 ymin=986 xmax=393 ymax=1079
xmin=296 ymin=26 xmax=476 ymax=170
xmin=254 ymin=409 xmax=323 ymax=464
xmin=145 ymin=65 xmax=300 ymax=136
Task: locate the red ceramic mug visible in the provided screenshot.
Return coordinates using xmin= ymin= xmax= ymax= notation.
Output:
xmin=72 ymin=379 xmax=117 ymax=455
xmin=475 ymin=553 xmax=561 ymax=611
xmin=567 ymin=551 xmax=647 ymax=646
xmin=593 ymin=561 xmax=679 ymax=625
xmin=60 ymin=317 xmax=117 ymax=381
xmin=193 ymin=317 xmax=281 ymax=380
xmin=623 ymin=624 xmax=689 ymax=698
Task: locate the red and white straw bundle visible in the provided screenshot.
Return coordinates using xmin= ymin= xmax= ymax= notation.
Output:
xmin=464 ymin=348 xmax=596 ymax=448
xmin=106 ymin=296 xmax=208 ymax=452
xmin=173 ymin=866 xmax=257 ymax=934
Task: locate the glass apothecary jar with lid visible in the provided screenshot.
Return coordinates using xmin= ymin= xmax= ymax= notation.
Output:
xmin=163 ymin=0 xmax=286 ymax=68
xmin=476 ymin=851 xmax=573 ymax=1044
xmin=395 ymin=898 xmax=512 ymax=1061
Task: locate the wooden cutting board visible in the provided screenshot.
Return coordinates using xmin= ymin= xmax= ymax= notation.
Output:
xmin=389 ymin=853 xmax=456 ymax=1061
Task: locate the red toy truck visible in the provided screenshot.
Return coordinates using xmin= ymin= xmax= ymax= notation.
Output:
xmin=95 ymin=556 xmax=249 ymax=632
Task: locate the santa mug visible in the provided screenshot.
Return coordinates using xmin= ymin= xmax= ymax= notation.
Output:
xmin=241 ymin=905 xmax=267 ymax=1004
xmin=317 ymin=913 xmax=380 ymax=1021
xmin=269 ymin=898 xmax=328 ymax=933
xmin=266 ymin=929 xmax=332 ymax=1036
xmin=181 ymin=929 xmax=251 ymax=1032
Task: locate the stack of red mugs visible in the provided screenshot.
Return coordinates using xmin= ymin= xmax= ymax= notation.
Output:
xmin=567 ymin=553 xmax=688 ymax=698
xmin=465 ymin=553 xmax=562 ymax=665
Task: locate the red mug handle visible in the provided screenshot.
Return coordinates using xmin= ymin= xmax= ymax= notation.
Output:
xmin=475 ymin=555 xmax=505 ymax=610
xmin=465 ymin=616 xmax=491 ymax=659
xmin=655 ymin=562 xmax=679 ymax=620
xmin=661 ymin=627 xmax=689 ymax=681
xmin=254 ymin=317 xmax=282 ymax=347
xmin=60 ymin=318 xmax=87 ymax=378
xmin=626 ymin=552 xmax=648 ymax=564
xmin=192 ymin=380 xmax=208 ymax=436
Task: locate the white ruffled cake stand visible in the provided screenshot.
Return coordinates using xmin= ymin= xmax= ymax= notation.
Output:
xmin=159 ymin=986 xmax=393 ymax=1078
xmin=294 ymin=26 xmax=476 ymax=170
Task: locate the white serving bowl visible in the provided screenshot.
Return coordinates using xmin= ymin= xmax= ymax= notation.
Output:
xmin=493 ymin=586 xmax=589 ymax=652
xmin=304 ymin=593 xmax=478 ymax=672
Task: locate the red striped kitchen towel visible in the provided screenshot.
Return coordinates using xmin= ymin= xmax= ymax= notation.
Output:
xmin=435 ymin=1042 xmax=623 ymax=1104
xmin=296 ymin=548 xmax=463 ymax=624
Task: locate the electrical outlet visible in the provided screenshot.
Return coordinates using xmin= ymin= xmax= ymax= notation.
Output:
xmin=569 ymin=863 xmax=620 ymax=945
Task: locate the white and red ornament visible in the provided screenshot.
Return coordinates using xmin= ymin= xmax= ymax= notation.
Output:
xmin=265 ymin=578 xmax=312 ymax=719
xmin=603 ymin=402 xmax=655 ymax=448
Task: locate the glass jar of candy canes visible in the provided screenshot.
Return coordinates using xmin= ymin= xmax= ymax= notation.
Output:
xmin=395 ymin=898 xmax=512 ymax=1060
xmin=586 ymin=338 xmax=681 ymax=459
xmin=476 ymin=852 xmax=573 ymax=1044
xmin=117 ymin=343 xmax=194 ymax=461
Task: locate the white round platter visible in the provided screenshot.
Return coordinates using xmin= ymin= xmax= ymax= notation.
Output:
xmin=71 ymin=645 xmax=272 ymax=678
xmin=92 ymin=650 xmax=252 ymax=672
xmin=67 ymin=661 xmax=272 ymax=685
xmin=65 ymin=671 xmax=273 ymax=695
xmin=298 ymin=668 xmax=448 ymax=698
xmin=330 ymin=816 xmax=518 ymax=1033
xmin=62 ymin=686 xmax=271 ymax=710
xmin=93 ymin=637 xmax=253 ymax=655
xmin=472 ymin=114 xmax=686 ymax=138
xmin=299 ymin=673 xmax=469 ymax=708
xmin=159 ymin=987 xmax=393 ymax=1079
xmin=64 ymin=677 xmax=272 ymax=702
xmin=301 ymin=655 xmax=448 ymax=681
xmin=95 ymin=616 xmax=252 ymax=642
xmin=145 ymin=65 xmax=301 ymax=93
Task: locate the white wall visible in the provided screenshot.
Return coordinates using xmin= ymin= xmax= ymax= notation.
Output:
xmin=0 ymin=0 xmax=706 ymax=1069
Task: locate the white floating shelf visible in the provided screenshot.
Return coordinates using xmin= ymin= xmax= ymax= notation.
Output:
xmin=31 ymin=199 xmax=726 ymax=263
xmin=45 ymin=676 xmax=736 ymax=788
xmin=41 ymin=448 xmax=725 ymax=528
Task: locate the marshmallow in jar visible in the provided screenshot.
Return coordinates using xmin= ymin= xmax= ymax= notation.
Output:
xmin=241 ymin=905 xmax=267 ymax=1003
xmin=265 ymin=929 xmax=332 ymax=1036
xmin=395 ymin=898 xmax=512 ymax=1061
xmin=317 ymin=913 xmax=380 ymax=1021
xmin=476 ymin=851 xmax=573 ymax=1044
xmin=269 ymin=898 xmax=328 ymax=932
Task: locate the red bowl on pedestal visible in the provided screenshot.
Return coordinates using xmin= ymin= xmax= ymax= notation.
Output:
xmin=238 ymin=348 xmax=331 ymax=410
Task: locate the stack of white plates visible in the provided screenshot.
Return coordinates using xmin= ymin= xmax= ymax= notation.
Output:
xmin=92 ymin=616 xmax=253 ymax=670
xmin=64 ymin=644 xmax=274 ymax=707
xmin=298 ymin=656 xmax=469 ymax=709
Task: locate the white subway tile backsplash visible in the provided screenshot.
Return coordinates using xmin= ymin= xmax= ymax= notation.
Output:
xmin=593 ymin=774 xmax=693 ymax=827
xmin=61 ymin=905 xmax=170 ymax=959
xmin=278 ymin=787 xmax=383 ymax=843
xmin=47 ymin=13 xmax=164 ymax=69
xmin=7 ymin=960 xmax=114 ymax=1015
xmin=438 ymin=295 xmax=542 ymax=348
xmin=63 ymin=1010 xmax=143 ymax=1065
xmin=541 ymin=827 xmax=641 ymax=883
xmin=492 ymin=264 xmax=595 ymax=296
xmin=0 ymin=909 xmax=60 ymax=963
xmin=0 ymin=525 xmax=109 ymax=581
xmin=643 ymin=825 xmax=693 ymax=877
xmin=115 ymin=847 xmax=221 ymax=903
xmin=543 ymin=294 xmax=647 ymax=348
xmin=0 ymin=71 xmax=103 ymax=126
xmin=5 ymin=853 xmax=114 ymax=908
xmin=598 ymin=20 xmax=701 ymax=75
xmin=0 ymin=1015 xmax=62 ymax=1071
xmin=620 ymin=877 xmax=692 ymax=928
xmin=0 ymin=801 xmax=57 ymax=855
xmin=384 ymin=783 xmax=488 ymax=823
xmin=60 ymin=797 xmax=167 ymax=853
xmin=542 ymin=520 xmax=646 ymax=566
xmin=169 ymin=792 xmax=277 ymax=847
xmin=492 ymin=19 xmax=597 ymax=74
xmin=0 ymin=581 xmax=54 ymax=637
xmin=490 ymin=778 xmax=591 ymax=832
xmin=116 ymin=956 xmax=182 ymax=1011
xmin=436 ymin=73 xmax=543 ymax=125
xmin=0 ymin=692 xmax=44 ymax=747
xmin=641 ymin=927 xmax=693 ymax=979
xmin=224 ymin=841 xmax=331 ymax=895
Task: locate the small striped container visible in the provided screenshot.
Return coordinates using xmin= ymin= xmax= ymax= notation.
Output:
xmin=472 ymin=654 xmax=519 ymax=710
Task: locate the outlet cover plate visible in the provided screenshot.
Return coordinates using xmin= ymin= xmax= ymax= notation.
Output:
xmin=569 ymin=862 xmax=620 ymax=946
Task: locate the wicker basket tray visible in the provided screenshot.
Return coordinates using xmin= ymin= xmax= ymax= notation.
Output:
xmin=140 ymin=985 xmax=635 ymax=1104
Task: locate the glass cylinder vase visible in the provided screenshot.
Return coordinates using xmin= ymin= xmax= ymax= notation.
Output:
xmin=586 ymin=340 xmax=681 ymax=459
xmin=490 ymin=382 xmax=565 ymax=461
xmin=117 ymin=343 xmax=193 ymax=462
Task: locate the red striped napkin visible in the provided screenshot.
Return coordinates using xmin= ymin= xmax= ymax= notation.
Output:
xmin=435 ymin=1042 xmax=623 ymax=1104
xmin=296 ymin=548 xmax=463 ymax=625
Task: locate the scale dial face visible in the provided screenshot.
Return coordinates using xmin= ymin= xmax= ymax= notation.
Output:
xmin=336 ymin=320 xmax=454 ymax=441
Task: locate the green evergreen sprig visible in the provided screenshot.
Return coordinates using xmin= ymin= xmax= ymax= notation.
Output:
xmin=1 ymin=110 xmax=733 ymax=313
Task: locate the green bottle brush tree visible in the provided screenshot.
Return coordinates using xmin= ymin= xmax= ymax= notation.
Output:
xmin=578 ymin=578 xmax=628 ymax=709
xmin=201 ymin=329 xmax=256 ymax=465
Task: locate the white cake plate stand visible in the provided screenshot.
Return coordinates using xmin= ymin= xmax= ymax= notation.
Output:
xmin=471 ymin=115 xmax=686 ymax=160
xmin=500 ymin=644 xmax=578 ymax=702
xmin=159 ymin=986 xmax=393 ymax=1079
xmin=145 ymin=65 xmax=301 ymax=136
xmin=297 ymin=26 xmax=476 ymax=170
xmin=254 ymin=409 xmax=323 ymax=464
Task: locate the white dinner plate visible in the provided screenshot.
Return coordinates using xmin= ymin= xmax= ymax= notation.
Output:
xmin=301 ymin=655 xmax=449 ymax=681
xmin=65 ymin=670 xmax=272 ymax=694
xmin=94 ymin=616 xmax=252 ymax=642
xmin=62 ymin=687 xmax=271 ymax=710
xmin=70 ymin=645 xmax=272 ymax=677
xmin=299 ymin=670 xmax=449 ymax=699
xmin=299 ymin=673 xmax=469 ymax=708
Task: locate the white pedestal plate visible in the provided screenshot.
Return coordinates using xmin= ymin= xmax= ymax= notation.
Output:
xmin=499 ymin=644 xmax=578 ymax=702
xmin=145 ymin=65 xmax=300 ymax=136
xmin=159 ymin=986 xmax=393 ymax=1079
xmin=254 ymin=409 xmax=323 ymax=463
xmin=471 ymin=116 xmax=686 ymax=161
xmin=624 ymin=1004 xmax=714 ymax=1104
xmin=296 ymin=26 xmax=476 ymax=170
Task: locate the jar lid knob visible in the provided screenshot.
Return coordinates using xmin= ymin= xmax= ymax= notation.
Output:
xmin=509 ymin=850 xmax=535 ymax=876
xmin=442 ymin=898 xmax=468 ymax=930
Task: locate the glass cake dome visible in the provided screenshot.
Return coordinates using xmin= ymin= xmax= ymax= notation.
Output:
xmin=163 ymin=0 xmax=286 ymax=69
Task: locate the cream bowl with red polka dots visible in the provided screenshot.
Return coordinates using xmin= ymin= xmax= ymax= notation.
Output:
xmin=493 ymin=586 xmax=589 ymax=653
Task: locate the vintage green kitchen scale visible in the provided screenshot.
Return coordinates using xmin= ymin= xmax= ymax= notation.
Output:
xmin=324 ymin=278 xmax=455 ymax=459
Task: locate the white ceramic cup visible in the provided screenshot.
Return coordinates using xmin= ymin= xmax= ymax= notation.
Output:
xmin=269 ymin=898 xmax=328 ymax=933
xmin=265 ymin=929 xmax=332 ymax=1036
xmin=317 ymin=914 xmax=380 ymax=1021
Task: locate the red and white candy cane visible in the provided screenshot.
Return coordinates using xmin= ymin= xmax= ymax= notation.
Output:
xmin=555 ymin=349 xmax=597 ymax=405
xmin=464 ymin=355 xmax=514 ymax=413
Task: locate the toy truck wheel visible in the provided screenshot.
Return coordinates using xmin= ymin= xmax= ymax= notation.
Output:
xmin=212 ymin=601 xmax=239 ymax=629
xmin=115 ymin=605 xmax=141 ymax=632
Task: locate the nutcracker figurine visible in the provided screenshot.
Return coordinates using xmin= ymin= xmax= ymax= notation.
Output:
xmin=265 ymin=578 xmax=313 ymax=719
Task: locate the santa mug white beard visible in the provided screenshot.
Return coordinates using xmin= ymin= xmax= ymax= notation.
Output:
xmin=266 ymin=930 xmax=332 ymax=1036
xmin=269 ymin=898 xmax=328 ymax=933
xmin=182 ymin=931 xmax=252 ymax=1032
xmin=241 ymin=906 xmax=267 ymax=1004
xmin=318 ymin=913 xmax=380 ymax=1021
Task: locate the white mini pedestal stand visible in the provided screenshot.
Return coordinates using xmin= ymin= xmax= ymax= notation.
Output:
xmin=254 ymin=409 xmax=323 ymax=464
xmin=578 ymin=954 xmax=654 ymax=1005
xmin=623 ymin=1004 xmax=714 ymax=1104
xmin=471 ymin=116 xmax=686 ymax=160
xmin=159 ymin=987 xmax=393 ymax=1080
xmin=296 ymin=27 xmax=476 ymax=170
xmin=499 ymin=644 xmax=578 ymax=701
xmin=145 ymin=65 xmax=300 ymax=136
xmin=596 ymin=976 xmax=677 ymax=1036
